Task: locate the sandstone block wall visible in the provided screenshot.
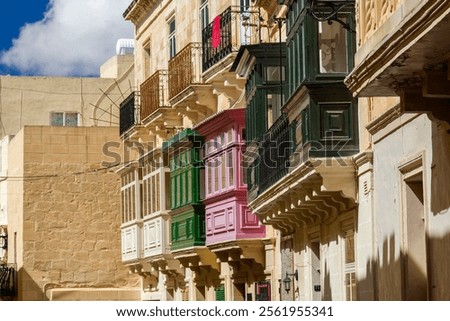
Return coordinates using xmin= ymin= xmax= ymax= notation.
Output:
xmin=8 ymin=126 xmax=140 ymax=300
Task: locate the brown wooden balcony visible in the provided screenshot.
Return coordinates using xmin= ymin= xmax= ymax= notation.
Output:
xmin=168 ymin=43 xmax=203 ymax=100
xmin=140 ymin=70 xmax=170 ymax=122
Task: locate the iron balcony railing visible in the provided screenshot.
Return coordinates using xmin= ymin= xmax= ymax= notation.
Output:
xmin=0 ymin=264 xmax=16 ymax=298
xmin=258 ymin=113 xmax=292 ymax=194
xmin=140 ymin=70 xmax=170 ymax=121
xmin=202 ymin=5 xmax=265 ymax=72
xmin=120 ymin=91 xmax=139 ymax=136
xmin=168 ymin=42 xmax=203 ymax=100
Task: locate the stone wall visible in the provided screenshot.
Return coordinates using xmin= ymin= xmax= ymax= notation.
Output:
xmin=8 ymin=126 xmax=140 ymax=300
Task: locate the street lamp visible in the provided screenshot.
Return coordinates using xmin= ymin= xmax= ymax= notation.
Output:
xmin=283 ymin=269 xmax=298 ymax=293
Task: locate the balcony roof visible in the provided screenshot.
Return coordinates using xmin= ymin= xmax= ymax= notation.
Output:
xmin=195 ymin=108 xmax=245 ymax=137
xmin=162 ymin=128 xmax=204 ymax=151
xmin=345 ymin=3 xmax=450 ymax=97
xmin=230 ymin=43 xmax=286 ymax=78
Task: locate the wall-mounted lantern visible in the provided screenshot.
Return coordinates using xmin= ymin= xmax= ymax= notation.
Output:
xmin=283 ymin=269 xmax=298 ymax=293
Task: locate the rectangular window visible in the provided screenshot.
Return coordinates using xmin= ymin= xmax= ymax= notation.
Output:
xmin=187 ymin=170 xmax=192 ymax=203
xmin=169 ymin=18 xmax=176 ymax=59
xmin=264 ymin=66 xmax=285 ymax=83
xmin=50 ymin=112 xmax=79 ymax=127
xmin=267 ymin=94 xmax=282 ymax=128
xmin=344 ymin=231 xmax=356 ymax=301
xmin=143 ymin=40 xmax=151 ymax=79
xmin=227 ymin=129 xmax=233 ymax=145
xmin=120 ymin=171 xmax=137 ymax=223
xmin=227 ymin=150 xmax=234 ymax=187
xmin=318 ymin=20 xmax=348 ymax=73
xmin=206 ymin=161 xmax=212 ymax=195
xmin=221 ymin=153 xmax=226 ymax=190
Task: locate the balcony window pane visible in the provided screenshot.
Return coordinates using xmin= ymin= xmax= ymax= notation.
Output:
xmin=227 ymin=151 xmax=234 ymax=187
xmin=214 ymin=159 xmax=219 ymax=192
xmin=264 ymin=66 xmax=285 ymax=83
xmin=267 ymin=94 xmax=282 ymax=128
xmin=187 ymin=170 xmax=192 ymax=203
xmin=207 ymin=161 xmax=212 ymax=195
xmin=155 ymin=174 xmax=160 ymax=212
xmin=221 ymin=153 xmax=226 ymax=190
xmin=171 ymin=176 xmax=175 ymax=208
xmin=318 ymin=20 xmax=348 ymax=73
xmin=227 ymin=129 xmax=233 ymax=144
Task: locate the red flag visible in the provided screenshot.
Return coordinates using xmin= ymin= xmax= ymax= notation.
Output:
xmin=212 ymin=15 xmax=221 ymax=49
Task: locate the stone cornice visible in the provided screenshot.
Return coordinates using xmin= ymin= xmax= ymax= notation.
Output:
xmin=353 ymin=150 xmax=373 ymax=169
xmin=366 ymin=104 xmax=402 ymax=136
xmin=123 ymin=0 xmax=160 ymax=25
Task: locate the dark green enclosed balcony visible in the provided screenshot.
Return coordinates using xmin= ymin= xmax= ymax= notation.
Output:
xmin=171 ymin=206 xmax=206 ymax=251
xmin=163 ymin=129 xmax=205 ymax=251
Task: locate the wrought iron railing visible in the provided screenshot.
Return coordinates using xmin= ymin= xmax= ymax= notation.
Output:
xmin=0 ymin=264 xmax=16 ymax=298
xmin=202 ymin=5 xmax=265 ymax=72
xmin=120 ymin=91 xmax=139 ymax=136
xmin=258 ymin=113 xmax=292 ymax=193
xmin=140 ymin=70 xmax=170 ymax=121
xmin=168 ymin=43 xmax=203 ymax=99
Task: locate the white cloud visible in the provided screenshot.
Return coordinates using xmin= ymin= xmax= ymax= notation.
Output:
xmin=0 ymin=0 xmax=134 ymax=76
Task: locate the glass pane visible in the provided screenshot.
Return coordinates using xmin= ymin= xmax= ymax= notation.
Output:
xmin=207 ymin=162 xmax=212 ymax=195
xmin=155 ymin=174 xmax=160 ymax=212
xmin=187 ymin=170 xmax=192 ymax=202
xmin=169 ymin=19 xmax=176 ymax=34
xmin=267 ymin=94 xmax=282 ymax=128
xmin=227 ymin=129 xmax=233 ymax=144
xmin=131 ymin=187 xmax=135 ymax=221
xmin=50 ymin=112 xmax=64 ymax=126
xmin=221 ymin=153 xmax=226 ymax=190
xmin=151 ymin=176 xmax=156 ymax=213
xmin=214 ymin=159 xmax=219 ymax=192
xmin=265 ymin=66 xmax=285 ymax=82
xmin=227 ymin=151 xmax=234 ymax=187
xmin=171 ymin=176 xmax=175 ymax=208
xmin=200 ymin=1 xmax=209 ymax=31
xmin=345 ymin=272 xmax=356 ymax=301
xmin=142 ymin=179 xmax=147 ymax=215
xmin=345 ymin=233 xmax=355 ymax=264
xmin=241 ymin=152 xmax=247 ymax=186
xmin=319 ymin=20 xmax=348 ymax=73
xmin=65 ymin=113 xmax=78 ymax=127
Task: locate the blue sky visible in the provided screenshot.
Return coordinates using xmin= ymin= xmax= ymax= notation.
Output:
xmin=0 ymin=0 xmax=133 ymax=77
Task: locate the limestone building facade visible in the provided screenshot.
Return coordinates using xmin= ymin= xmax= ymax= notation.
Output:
xmin=118 ymin=0 xmax=450 ymax=301
xmin=0 ymin=47 xmax=141 ymax=300
xmin=346 ymin=0 xmax=450 ymax=300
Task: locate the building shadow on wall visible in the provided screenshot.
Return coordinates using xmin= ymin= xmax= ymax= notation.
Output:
xmin=430 ymin=119 xmax=450 ymax=215
xmin=18 ymin=267 xmax=44 ymax=300
xmin=358 ymin=231 xmax=450 ymax=300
